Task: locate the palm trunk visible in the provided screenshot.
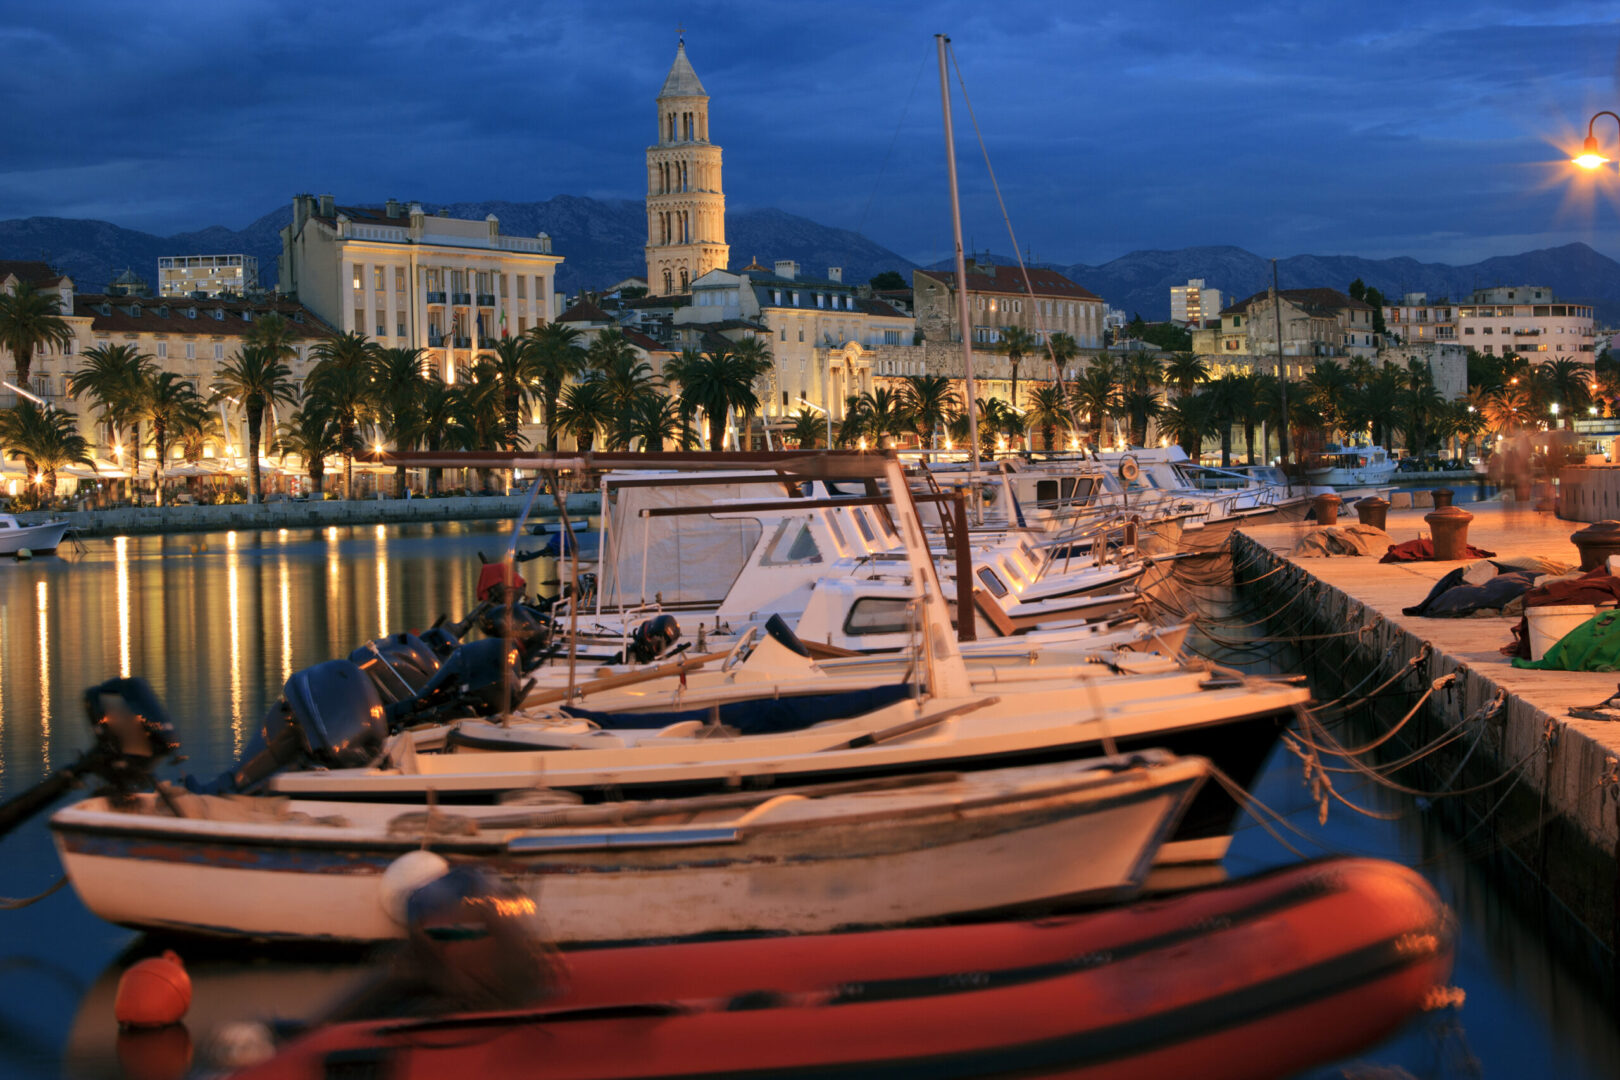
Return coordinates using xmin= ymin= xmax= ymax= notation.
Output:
xmin=1041 ymin=424 xmax=1054 ymax=451
xmin=544 ymin=385 xmax=560 ymax=452
xmin=1219 ymin=423 xmax=1232 ymax=467
xmin=312 ymin=465 xmax=325 ymax=497
xmin=427 ymin=466 xmax=440 ymax=496
xmin=13 ymin=346 xmax=32 ymax=388
xmin=1243 ymin=421 xmax=1257 ymax=465
xmin=153 ymin=422 xmax=166 ymax=508
xmin=247 ymin=408 xmax=263 ymax=505
xmin=1010 ymin=359 xmax=1019 ymax=414
xmin=395 ymin=465 xmax=406 ymax=498
xmin=707 ymin=409 xmax=726 ymax=452
xmin=42 ymin=468 xmax=56 ymax=501
xmin=341 ymin=415 xmax=356 ymax=498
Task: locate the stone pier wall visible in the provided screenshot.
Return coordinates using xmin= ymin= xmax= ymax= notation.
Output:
xmin=1232 ymin=530 xmax=1620 ymax=976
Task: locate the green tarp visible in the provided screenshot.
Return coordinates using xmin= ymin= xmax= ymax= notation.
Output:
xmin=1512 ymin=610 xmax=1620 ymax=671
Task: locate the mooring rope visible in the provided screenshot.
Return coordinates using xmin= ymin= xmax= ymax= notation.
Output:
xmin=0 ymin=876 xmax=68 ymax=910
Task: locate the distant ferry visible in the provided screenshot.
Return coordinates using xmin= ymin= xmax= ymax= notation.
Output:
xmin=1304 ymin=444 xmax=1397 ymax=487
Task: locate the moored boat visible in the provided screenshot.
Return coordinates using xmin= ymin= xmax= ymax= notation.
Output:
xmin=52 ymin=753 xmax=1205 ymax=944
xmin=225 ymin=857 xmax=1455 ymax=1080
xmin=0 ymin=513 xmax=71 ymax=555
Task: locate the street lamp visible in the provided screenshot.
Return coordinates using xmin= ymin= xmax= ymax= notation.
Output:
xmin=1573 ymin=111 xmax=1620 ymax=169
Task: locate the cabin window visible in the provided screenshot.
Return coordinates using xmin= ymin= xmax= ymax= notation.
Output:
xmin=852 ymin=509 xmax=876 ymax=544
xmin=1034 ymin=476 xmax=1093 ymax=508
xmin=976 ymin=567 xmax=1009 ymax=598
xmin=761 ymin=522 xmax=822 ymax=566
xmin=844 ymin=597 xmax=912 ymax=636
xmin=824 ymin=513 xmax=849 ymax=553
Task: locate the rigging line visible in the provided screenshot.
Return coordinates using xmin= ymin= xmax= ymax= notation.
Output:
xmin=854 ymin=45 xmax=932 ymax=241
xmin=945 ymin=42 xmax=1082 ymax=431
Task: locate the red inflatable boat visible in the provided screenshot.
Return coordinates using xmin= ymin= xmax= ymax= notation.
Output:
xmin=233 ymin=857 xmax=1455 ymax=1080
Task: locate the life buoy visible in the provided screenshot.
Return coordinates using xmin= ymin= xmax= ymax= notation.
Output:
xmin=1118 ymin=455 xmax=1140 ymax=482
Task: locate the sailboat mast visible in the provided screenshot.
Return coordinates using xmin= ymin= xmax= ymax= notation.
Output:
xmin=936 ymin=33 xmax=981 ymax=474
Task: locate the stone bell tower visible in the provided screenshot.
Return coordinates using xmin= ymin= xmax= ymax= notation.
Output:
xmin=645 ymin=38 xmax=729 ymax=296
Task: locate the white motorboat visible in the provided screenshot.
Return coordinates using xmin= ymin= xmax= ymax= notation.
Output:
xmin=53 ymin=753 xmax=1207 ymax=944
xmin=0 ymin=513 xmax=71 ymax=555
xmin=1304 ymin=444 xmax=1397 ymax=487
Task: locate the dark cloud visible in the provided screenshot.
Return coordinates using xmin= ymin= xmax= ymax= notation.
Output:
xmin=0 ymin=0 xmax=1615 ymax=264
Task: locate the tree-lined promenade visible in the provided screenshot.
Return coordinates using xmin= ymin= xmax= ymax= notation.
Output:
xmin=0 ymin=278 xmax=1614 ymax=506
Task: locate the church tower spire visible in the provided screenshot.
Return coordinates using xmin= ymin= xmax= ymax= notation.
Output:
xmin=645 ymin=39 xmax=728 ymax=296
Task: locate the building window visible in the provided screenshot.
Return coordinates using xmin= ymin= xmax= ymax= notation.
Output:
xmin=378 ymin=322 xmax=386 ymax=337
xmin=373 ymin=267 xmax=384 ymax=290
xmin=798 ymin=329 xmax=804 ymax=342
xmin=214 ymin=343 xmax=224 ymax=360
xmin=780 ymin=328 xmax=787 ymax=341
xmin=355 ymin=307 xmax=364 ymax=331
xmin=352 ymin=266 xmax=363 ymax=291
xmin=517 ymin=276 xmax=527 ymax=300
xmin=156 ymin=342 xmax=167 ymax=358
xmin=185 ymin=342 xmax=195 ymax=360
xmin=398 ymin=321 xmax=406 ymax=338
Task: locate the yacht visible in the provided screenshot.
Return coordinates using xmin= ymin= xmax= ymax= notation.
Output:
xmin=0 ymin=514 xmax=72 ymax=555
xmin=1304 ymin=444 xmax=1397 ymax=487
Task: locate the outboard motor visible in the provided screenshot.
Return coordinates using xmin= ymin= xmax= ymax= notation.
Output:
xmin=350 ymin=632 xmax=442 ymax=705
xmin=403 ymin=865 xmax=560 ymax=1009
xmin=419 ymin=602 xmax=493 ymax=661
xmin=0 ymin=678 xmax=183 ymax=839
xmin=611 ymin=614 xmax=682 ymax=665
xmin=188 ymin=660 xmax=388 ymax=795
xmin=389 ymin=637 xmax=523 ymax=728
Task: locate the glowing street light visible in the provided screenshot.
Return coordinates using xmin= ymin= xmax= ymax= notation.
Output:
xmin=1573 ymin=111 xmax=1619 ymax=170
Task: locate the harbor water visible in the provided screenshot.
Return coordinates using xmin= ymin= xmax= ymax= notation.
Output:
xmin=0 ymin=522 xmax=1614 ymax=1078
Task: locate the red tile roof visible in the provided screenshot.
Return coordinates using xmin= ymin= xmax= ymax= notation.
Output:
xmin=0 ymin=260 xmax=65 ymax=288
xmin=915 ymin=266 xmax=1100 ymax=301
xmin=622 ymin=328 xmax=673 ymax=353
xmin=74 ymin=294 xmax=335 ymax=339
xmin=556 ymin=299 xmax=615 ymax=324
xmin=1223 ymin=287 xmax=1372 ymax=317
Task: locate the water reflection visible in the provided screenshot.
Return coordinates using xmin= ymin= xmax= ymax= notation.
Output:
xmin=375 ymin=523 xmax=388 ymax=639
xmin=35 ymin=581 xmax=49 ymax=772
xmin=227 ymin=531 xmax=243 ymax=753
xmin=113 ymin=537 xmax=129 ymax=678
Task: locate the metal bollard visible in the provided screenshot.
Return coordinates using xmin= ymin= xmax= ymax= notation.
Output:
xmin=1354 ymin=495 xmax=1389 ymax=531
xmin=1312 ymin=493 xmax=1343 ymax=526
xmin=1425 ymin=505 xmax=1475 ymax=560
xmin=1569 ymin=520 xmax=1620 ymax=572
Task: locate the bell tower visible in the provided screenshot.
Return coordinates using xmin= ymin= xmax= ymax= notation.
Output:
xmin=645 ymin=38 xmax=729 ymax=296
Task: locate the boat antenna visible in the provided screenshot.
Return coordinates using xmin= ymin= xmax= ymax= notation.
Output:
xmin=936 ymin=34 xmax=981 ymax=482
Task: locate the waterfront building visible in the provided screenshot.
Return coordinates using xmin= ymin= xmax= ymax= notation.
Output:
xmin=1196 ymin=288 xmax=1379 ymax=376
xmin=277 ymin=194 xmax=562 ymax=381
xmin=1384 ymin=287 xmax=1596 ymax=359
xmin=158 ymin=254 xmax=259 ymax=298
xmin=645 ymin=40 xmax=729 ymax=297
xmin=913 ymin=262 xmax=1105 ymax=351
xmin=0 ymin=260 xmax=85 ymax=408
xmin=674 ymin=261 xmax=913 ymax=422
xmin=1170 ymin=278 xmax=1222 ymax=327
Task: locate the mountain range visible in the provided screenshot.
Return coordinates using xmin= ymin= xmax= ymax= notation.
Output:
xmin=3 ymin=197 xmax=1618 ymax=325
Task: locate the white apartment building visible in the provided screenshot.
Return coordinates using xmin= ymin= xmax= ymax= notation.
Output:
xmin=278 ymin=195 xmax=563 ymax=381
xmin=1169 ymin=278 xmax=1222 ymax=327
xmin=676 ymin=261 xmax=914 ymax=419
xmin=158 ymin=254 xmax=258 ymax=298
xmin=1385 ymin=287 xmax=1596 ymax=359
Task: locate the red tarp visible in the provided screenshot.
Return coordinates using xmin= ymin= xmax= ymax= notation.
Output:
xmin=1379 ymin=539 xmax=1497 ymax=564
xmin=1502 ymin=566 xmax=1620 ymax=658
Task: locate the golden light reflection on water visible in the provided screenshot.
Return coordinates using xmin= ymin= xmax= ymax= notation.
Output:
xmin=227 ymin=531 xmax=244 ymax=753
xmin=375 ymin=524 xmax=389 ymax=636
xmin=114 ymin=536 xmax=130 ymax=677
xmin=279 ymin=557 xmax=293 ymax=687
xmin=35 ymin=580 xmax=49 ymax=771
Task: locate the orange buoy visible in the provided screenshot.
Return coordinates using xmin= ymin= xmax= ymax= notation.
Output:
xmin=114 ymin=950 xmax=192 ymax=1028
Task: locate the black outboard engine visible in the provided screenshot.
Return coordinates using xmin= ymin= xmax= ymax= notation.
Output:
xmin=389 ymin=637 xmax=523 ymax=728
xmin=611 ymin=614 xmax=682 ymax=665
xmin=188 ymin=660 xmax=388 ymax=795
xmin=350 ymin=632 xmax=442 ymax=705
xmin=478 ymin=602 xmax=556 ymax=670
xmin=0 ymin=678 xmax=183 ymax=839
xmin=419 ymin=602 xmax=492 ymax=661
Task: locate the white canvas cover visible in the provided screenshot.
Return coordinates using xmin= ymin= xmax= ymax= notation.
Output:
xmin=601 ymin=475 xmax=787 ymax=607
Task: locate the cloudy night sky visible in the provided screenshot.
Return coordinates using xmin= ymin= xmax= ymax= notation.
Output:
xmin=3 ymin=1 xmax=1618 ymax=267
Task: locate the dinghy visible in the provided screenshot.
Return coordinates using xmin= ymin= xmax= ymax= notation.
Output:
xmin=52 ymin=753 xmax=1205 ymax=944
xmin=226 ymin=857 xmax=1454 ymax=1080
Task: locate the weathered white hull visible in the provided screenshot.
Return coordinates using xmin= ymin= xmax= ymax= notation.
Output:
xmin=0 ymin=520 xmax=69 ymax=554
xmin=53 ymin=757 xmax=1204 ymax=944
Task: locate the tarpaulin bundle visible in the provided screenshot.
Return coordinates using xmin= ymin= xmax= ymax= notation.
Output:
xmin=1379 ymin=538 xmax=1497 ymax=564
xmin=1402 ymin=568 xmax=1538 ymax=618
xmin=1512 ymin=609 xmax=1620 ymax=671
xmin=1289 ymin=525 xmax=1391 ymax=558
xmin=1502 ymin=566 xmax=1620 ymax=659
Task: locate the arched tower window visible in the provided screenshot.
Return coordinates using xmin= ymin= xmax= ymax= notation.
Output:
xmin=680 ymin=268 xmax=689 ymax=292
xmin=663 ymin=269 xmax=673 ymax=294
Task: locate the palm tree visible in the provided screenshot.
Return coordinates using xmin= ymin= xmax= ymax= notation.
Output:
xmin=0 ymin=401 xmax=94 ymax=501
xmin=479 ymin=336 xmax=538 ymax=454
xmin=1117 ymin=356 xmax=1163 ymax=447
xmin=69 ymin=342 xmax=153 ymax=474
xmin=174 ymin=402 xmax=220 ymax=500
xmin=1201 ymin=376 xmax=1243 ymax=466
xmin=838 ymin=394 xmax=870 ymax=449
xmin=416 ymin=378 xmax=472 ymax=494
xmin=370 ymin=346 xmax=428 ymax=496
xmin=1540 ymin=357 xmax=1591 ymax=430
xmin=1397 ymin=359 xmax=1445 ymax=456
xmin=1024 ymin=384 xmax=1070 ymax=451
xmin=0 ymin=281 xmax=73 ymax=387
xmin=212 ymin=344 xmax=297 ymax=504
xmin=1046 ymin=332 xmax=1080 ymax=382
xmin=137 ymin=372 xmax=201 ymax=506
xmin=1234 ymin=371 xmax=1269 ymax=464
xmin=554 ymin=379 xmax=614 ymax=451
xmin=275 ymin=404 xmax=344 ymax=498
xmin=787 ymin=407 xmax=823 ymax=449
xmin=668 ymin=346 xmax=767 ymax=451
xmin=857 ymin=387 xmax=910 ymax=447
xmin=1162 ymin=352 xmax=1210 ymax=398
xmin=615 ymin=392 xmax=684 ymax=451
xmin=1302 ymin=358 xmax=1351 ymax=439
xmin=306 ymin=331 xmax=380 ymax=497
xmin=1069 ymin=359 xmax=1119 ymax=450
xmin=898 ymin=374 xmax=958 ymax=448
xmin=1483 ymin=385 xmax=1533 ymax=436
xmin=244 ymin=311 xmax=301 ymax=367
xmin=998 ymin=326 xmax=1038 ymax=412
xmin=1158 ymin=395 xmax=1215 ymax=458
xmin=525 ymin=322 xmax=585 ymax=450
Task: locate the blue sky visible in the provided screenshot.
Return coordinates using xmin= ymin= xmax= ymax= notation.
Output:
xmin=2 ymin=1 xmax=1618 ymax=265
